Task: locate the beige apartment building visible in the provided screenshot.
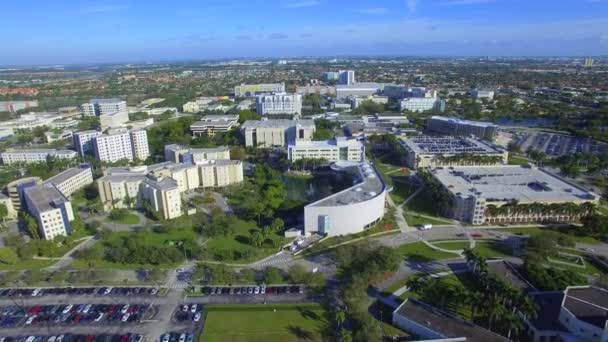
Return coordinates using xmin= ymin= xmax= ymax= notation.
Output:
xmin=241 ymin=119 xmax=315 ymax=147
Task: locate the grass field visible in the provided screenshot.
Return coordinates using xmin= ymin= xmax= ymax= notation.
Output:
xmin=433 ymin=241 xmax=513 ymax=258
xmin=205 ymin=219 xmax=291 ymax=263
xmin=404 ymin=212 xmax=452 ymax=226
xmin=200 ymin=304 xmax=328 ymax=342
xmin=508 ymin=154 xmax=530 ymax=165
xmin=396 ymin=242 xmax=460 ymax=262
xmin=105 ymin=212 xmax=140 ymax=225
xmin=390 ymin=178 xmax=419 ymax=204
xmin=0 ymin=255 xmax=55 ymax=271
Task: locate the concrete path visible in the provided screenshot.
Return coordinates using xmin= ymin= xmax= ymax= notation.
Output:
xmin=43 ymin=236 xmax=97 ymax=271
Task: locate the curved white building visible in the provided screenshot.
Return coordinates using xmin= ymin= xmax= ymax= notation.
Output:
xmin=304 ymin=161 xmax=387 ymax=236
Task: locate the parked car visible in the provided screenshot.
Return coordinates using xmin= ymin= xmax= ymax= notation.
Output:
xmin=194 ymin=313 xmax=201 ymax=322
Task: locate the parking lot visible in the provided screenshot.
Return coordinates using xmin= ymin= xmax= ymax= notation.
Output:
xmin=517 ymin=131 xmax=608 ymax=156
xmin=0 ymin=287 xmax=160 ymax=299
xmin=0 ymin=334 xmax=145 ymax=342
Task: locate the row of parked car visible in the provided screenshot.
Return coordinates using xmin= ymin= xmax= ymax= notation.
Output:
xmin=0 ymin=287 xmax=159 ymax=298
xmin=174 ymin=304 xmax=202 ymax=322
xmin=0 ymin=334 xmax=144 ymax=342
xmin=0 ymin=304 xmax=151 ymax=328
xmin=160 ymin=333 xmax=193 ymax=342
xmin=201 ymin=285 xmax=304 ymax=296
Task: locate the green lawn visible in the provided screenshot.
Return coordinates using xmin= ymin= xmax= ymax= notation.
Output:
xmin=404 ymin=211 xmax=452 ymax=226
xmin=404 ymin=190 xmax=446 ymax=219
xmin=500 ymin=226 xmax=601 ymax=245
xmin=105 ymin=212 xmax=140 ymax=225
xmin=508 ymin=154 xmax=530 ymax=165
xmin=390 ymin=178 xmax=419 ymax=204
xmin=71 ymin=229 xmax=198 ymax=269
xmin=205 ymin=219 xmax=291 ymax=263
xmin=433 ymin=241 xmax=513 ymax=258
xmin=0 ymin=257 xmax=55 ymax=271
xmin=396 ymin=242 xmax=461 ymax=262
xmin=200 ymin=304 xmax=329 ymax=342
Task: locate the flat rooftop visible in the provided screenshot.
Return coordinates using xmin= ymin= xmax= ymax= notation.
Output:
xmin=241 ymin=119 xmax=315 ymax=130
xmin=563 ymin=287 xmax=608 ymax=329
xmin=430 ymin=115 xmax=497 ymax=128
xmin=307 ymin=161 xmax=384 ymax=208
xmin=395 ymin=299 xmax=509 ymax=341
xmin=24 ymin=183 xmax=69 ymax=212
xmin=432 ymin=165 xmax=598 ymax=202
xmin=193 ymin=115 xmax=239 ymax=123
xmin=89 ymin=98 xmax=123 ymax=104
xmin=45 ymin=165 xmax=90 ymax=186
xmin=487 ymin=260 xmax=535 ymax=292
xmin=400 ymin=136 xmax=503 ymax=154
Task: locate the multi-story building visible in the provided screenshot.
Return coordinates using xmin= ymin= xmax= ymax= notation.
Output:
xmin=304 ymin=161 xmax=387 ymax=236
xmin=352 ymin=95 xmax=389 ymax=109
xmin=81 ymin=99 xmax=127 ymax=116
xmin=336 ymin=83 xmax=383 ymax=98
xmin=241 ymin=119 xmax=315 ymax=147
xmin=129 ymin=130 xmax=150 ymax=161
xmin=99 ymin=110 xmax=129 ymax=130
xmin=73 ymin=130 xmax=102 ymax=157
xmin=324 ymin=72 xmax=340 ymax=81
xmin=399 ymin=136 xmax=508 ymax=168
xmin=426 ymin=116 xmax=499 ymax=140
xmin=141 ymin=176 xmax=182 ymax=220
xmin=338 ymin=70 xmax=356 ymax=85
xmin=470 ymin=89 xmax=495 ymax=100
xmin=234 ymin=83 xmax=285 ymax=97
xmin=190 ymin=115 xmax=240 ymax=137
xmin=295 ymin=85 xmax=336 ymax=96
xmin=5 ymin=177 xmax=42 ymax=211
xmin=0 ymin=101 xmax=38 ymax=113
xmin=44 ymin=164 xmax=94 ymax=198
xmin=255 ymin=93 xmax=302 ymax=116
xmin=400 ymin=97 xmax=445 ymax=113
xmin=98 ymin=157 xmax=243 ymax=219
xmin=288 ymin=137 xmax=365 ymax=163
xmin=384 ymin=86 xmax=437 ymax=99
xmin=164 ymin=145 xmax=230 ymax=164
xmin=1 ymin=149 xmax=77 ymax=165
xmin=525 ymin=286 xmax=608 ymax=342
xmin=92 ymin=129 xmax=149 ymax=162
xmin=429 ymin=165 xmax=599 ymax=225
xmin=23 ymin=183 xmax=74 ymax=240
xmin=0 ymin=194 xmax=16 ymax=220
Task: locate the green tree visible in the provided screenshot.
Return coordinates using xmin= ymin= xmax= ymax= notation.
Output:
xmin=0 ymin=247 xmax=18 ymax=265
xmin=0 ymin=203 xmax=8 ymax=224
xmin=263 ymin=267 xmax=284 ymax=284
xmin=250 ymin=231 xmax=264 ymax=247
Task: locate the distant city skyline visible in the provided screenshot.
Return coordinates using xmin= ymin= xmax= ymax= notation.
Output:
xmin=2 ymin=0 xmax=608 ymax=65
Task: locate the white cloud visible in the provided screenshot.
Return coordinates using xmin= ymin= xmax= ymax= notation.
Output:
xmin=284 ymin=1 xmax=320 ymax=8
xmin=356 ymin=7 xmax=388 ymax=14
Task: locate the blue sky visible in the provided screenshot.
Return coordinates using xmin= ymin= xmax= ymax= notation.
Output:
xmin=2 ymin=0 xmax=608 ymax=65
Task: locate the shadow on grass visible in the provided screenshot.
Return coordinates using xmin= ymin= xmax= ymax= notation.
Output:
xmin=297 ymin=307 xmax=320 ymax=321
xmin=288 ymin=325 xmax=314 ymax=340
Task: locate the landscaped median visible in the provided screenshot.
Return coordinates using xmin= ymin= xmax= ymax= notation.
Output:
xmin=199 ymin=303 xmax=329 ymax=342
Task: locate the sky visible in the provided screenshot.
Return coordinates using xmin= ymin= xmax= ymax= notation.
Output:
xmin=2 ymin=0 xmax=608 ymax=65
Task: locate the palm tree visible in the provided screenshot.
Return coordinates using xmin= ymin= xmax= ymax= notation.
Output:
xmin=502 ymin=312 xmax=524 ymax=339
xmin=487 ymin=296 xmax=506 ymax=332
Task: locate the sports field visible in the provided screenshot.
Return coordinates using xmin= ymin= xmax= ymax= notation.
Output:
xmin=200 ymin=304 xmax=328 ymax=342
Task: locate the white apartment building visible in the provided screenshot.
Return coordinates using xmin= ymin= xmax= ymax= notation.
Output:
xmin=23 ymin=183 xmax=74 ymax=240
xmin=338 ymin=70 xmax=356 ymax=85
xmin=426 ymin=116 xmax=499 ymax=140
xmin=73 ymin=130 xmax=102 ymax=157
xmin=130 ymin=130 xmax=150 ymax=161
xmin=44 ymin=164 xmax=94 ymax=198
xmin=256 ymin=93 xmax=302 ymax=115
xmin=1 ymin=149 xmax=77 ymax=165
xmin=141 ymin=176 xmax=182 ymax=220
xmin=164 ymin=145 xmax=230 ymax=164
xmin=97 ymin=159 xmax=243 ymax=219
xmin=470 ymin=89 xmax=495 ymax=100
xmin=0 ymin=100 xmax=38 ymax=113
xmin=234 ymin=83 xmax=285 ymax=97
xmin=92 ymin=129 xmax=150 ymax=162
xmin=81 ymin=99 xmax=127 ymax=116
xmin=99 ymin=110 xmax=129 ymax=130
xmin=288 ymin=137 xmax=365 ymax=163
xmin=400 ymin=98 xmax=445 ymax=113
xmin=190 ymin=115 xmax=240 ymax=137
xmin=241 ymin=120 xmax=315 ymax=147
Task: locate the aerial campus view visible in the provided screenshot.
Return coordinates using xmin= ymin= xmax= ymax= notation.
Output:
xmin=0 ymin=1 xmax=608 ymax=342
